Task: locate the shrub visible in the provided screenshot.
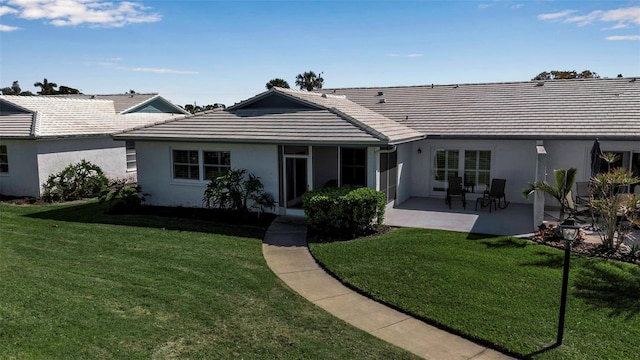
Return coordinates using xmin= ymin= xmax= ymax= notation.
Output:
xmin=203 ymin=168 xmax=275 ymax=214
xmin=42 ymin=160 xmax=109 ymax=202
xmin=302 ymin=187 xmax=385 ymax=239
xmin=99 ymin=179 xmax=146 ymax=213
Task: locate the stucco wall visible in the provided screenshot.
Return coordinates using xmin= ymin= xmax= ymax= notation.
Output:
xmin=36 ymin=137 xmax=128 ymax=195
xmin=408 ymin=139 xmax=538 ymax=204
xmin=135 ymin=141 xmax=279 ymax=210
xmin=0 ymin=140 xmax=40 ymax=197
xmin=542 ymin=140 xmax=639 ymax=182
xmin=395 ymin=143 xmax=413 ymax=204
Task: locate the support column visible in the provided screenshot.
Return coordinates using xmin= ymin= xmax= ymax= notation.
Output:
xmin=534 ymin=141 xmax=547 ymax=230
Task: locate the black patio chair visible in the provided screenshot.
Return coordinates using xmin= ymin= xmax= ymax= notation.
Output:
xmin=446 ymin=176 xmax=466 ymax=209
xmin=575 ymin=181 xmax=591 ymax=205
xmin=486 ymin=179 xmax=509 ymax=209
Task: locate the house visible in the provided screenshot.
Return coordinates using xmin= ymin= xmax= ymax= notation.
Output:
xmin=114 ymin=78 xmax=639 ymax=228
xmin=0 ymin=93 xmax=188 ymax=197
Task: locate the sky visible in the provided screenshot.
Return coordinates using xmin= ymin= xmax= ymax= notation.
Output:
xmin=1 ymin=0 xmax=639 ymax=107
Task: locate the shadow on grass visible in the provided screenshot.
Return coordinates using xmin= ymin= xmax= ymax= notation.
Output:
xmin=24 ymin=201 xmax=274 ymax=239
xmin=465 ymin=233 xmax=502 ymax=240
xmin=479 ymin=237 xmax=528 ymax=248
xmin=520 ymin=251 xmax=565 ymax=268
xmin=573 ymin=259 xmax=640 ymax=320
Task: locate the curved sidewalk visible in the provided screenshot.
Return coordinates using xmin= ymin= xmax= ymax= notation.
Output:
xmin=262 ymin=216 xmax=514 ymax=360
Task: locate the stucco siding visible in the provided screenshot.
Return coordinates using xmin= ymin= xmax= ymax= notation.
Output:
xmin=0 ymin=140 xmax=40 ymax=197
xmin=543 ymin=140 xmax=640 ymax=182
xmin=409 ymin=139 xmax=537 ymax=204
xmin=36 ymin=137 xmax=128 ymax=195
xmin=395 ymin=143 xmax=412 ymax=204
xmin=135 ymin=141 xmax=279 ymax=210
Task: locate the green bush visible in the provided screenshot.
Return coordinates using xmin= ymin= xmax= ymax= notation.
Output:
xmin=42 ymin=160 xmax=109 ymax=202
xmin=203 ymin=168 xmax=275 ymax=214
xmin=99 ymin=179 xmax=146 ymax=213
xmin=302 ymin=187 xmax=385 ymax=239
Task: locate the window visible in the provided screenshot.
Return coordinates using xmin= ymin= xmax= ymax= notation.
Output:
xmin=433 ymin=149 xmax=491 ymax=193
xmin=464 ymin=150 xmax=491 ymax=194
xmin=0 ymin=145 xmax=7 ymax=173
xmin=341 ymin=148 xmax=367 ymax=187
xmin=126 ymin=141 xmax=136 ymax=171
xmin=433 ymin=150 xmax=459 ymax=191
xmin=173 ymin=150 xmax=199 ymax=180
xmin=204 ymin=151 xmax=231 ymax=179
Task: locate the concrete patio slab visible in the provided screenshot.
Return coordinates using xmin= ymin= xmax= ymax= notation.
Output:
xmin=386 ymin=197 xmax=534 ymax=237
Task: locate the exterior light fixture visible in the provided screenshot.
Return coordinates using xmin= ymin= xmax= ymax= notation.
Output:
xmin=556 ymin=217 xmax=580 ymax=345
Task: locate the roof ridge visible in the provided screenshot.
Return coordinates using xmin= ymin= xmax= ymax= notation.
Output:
xmin=321 ymin=77 xmax=639 ymax=91
xmin=327 ymin=107 xmax=388 ymax=141
xmin=113 ymin=112 xmax=192 ymax=134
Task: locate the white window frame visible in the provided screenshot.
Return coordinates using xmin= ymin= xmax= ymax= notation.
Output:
xmin=203 ymin=151 xmax=231 ymax=180
xmin=432 ymin=148 xmax=492 ymax=195
xmin=172 ymin=149 xmax=200 ymax=180
xmin=125 ymin=141 xmax=136 ymax=172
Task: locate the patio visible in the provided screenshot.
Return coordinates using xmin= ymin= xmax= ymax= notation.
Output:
xmin=385 ymin=197 xmax=534 ymax=237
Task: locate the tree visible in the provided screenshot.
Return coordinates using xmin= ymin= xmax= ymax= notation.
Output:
xmin=295 ymin=70 xmax=324 ymax=91
xmin=265 ymin=78 xmax=290 ymax=90
xmin=1 ymin=81 xmax=21 ymax=95
xmin=532 ymin=70 xmax=600 ymax=81
xmin=58 ymin=85 xmax=81 ymax=94
xmin=34 ymin=78 xmax=58 ymax=95
xmin=522 ymin=168 xmax=578 ymax=222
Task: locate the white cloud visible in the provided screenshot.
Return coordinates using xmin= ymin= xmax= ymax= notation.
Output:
xmin=0 ymin=23 xmax=19 ymax=31
xmin=386 ymin=53 xmax=423 ymax=58
xmin=539 ymin=6 xmax=640 ymax=28
xmin=478 ymin=4 xmax=493 ymax=10
xmin=4 ymin=0 xmax=161 ymax=27
xmin=512 ymin=4 xmax=524 ymax=10
xmin=606 ymin=35 xmax=640 ymax=41
xmin=538 ymin=10 xmax=576 ymax=21
xmin=131 ymin=67 xmax=198 ymax=75
xmin=0 ymin=5 xmax=19 ymax=16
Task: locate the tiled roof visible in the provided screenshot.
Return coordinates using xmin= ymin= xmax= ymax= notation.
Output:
xmin=52 ymin=93 xmax=159 ymax=113
xmin=321 ymin=77 xmax=640 ymax=139
xmin=236 ymin=87 xmax=424 ymax=144
xmin=114 ymin=108 xmax=383 ymax=145
xmin=0 ymin=96 xmax=180 ymax=138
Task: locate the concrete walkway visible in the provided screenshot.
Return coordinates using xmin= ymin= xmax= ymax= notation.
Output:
xmin=262 ymin=216 xmax=514 ymax=360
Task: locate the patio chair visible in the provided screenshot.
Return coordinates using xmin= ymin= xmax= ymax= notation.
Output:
xmin=566 ymin=190 xmax=593 ymax=224
xmin=486 ymin=178 xmax=509 ymax=209
xmin=446 ymin=176 xmax=466 ymax=209
xmin=575 ymin=181 xmax=591 ymax=205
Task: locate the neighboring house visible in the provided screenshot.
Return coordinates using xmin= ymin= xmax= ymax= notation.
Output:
xmin=0 ymin=93 xmax=188 ymax=197
xmin=114 ymin=78 xmax=640 ymax=228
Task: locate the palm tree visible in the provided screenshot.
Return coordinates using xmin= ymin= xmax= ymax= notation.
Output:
xmin=522 ymin=168 xmax=577 ymax=222
xmin=295 ymin=71 xmax=324 ymax=91
xmin=34 ymin=78 xmax=58 ymax=95
xmin=265 ymin=78 xmax=290 ymax=90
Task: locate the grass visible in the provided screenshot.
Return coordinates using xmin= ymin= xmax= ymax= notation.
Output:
xmin=309 ymin=228 xmax=640 ymax=359
xmin=0 ymin=201 xmax=418 ymax=359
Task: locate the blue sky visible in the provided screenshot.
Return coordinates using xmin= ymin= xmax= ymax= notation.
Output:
xmin=1 ymin=0 xmax=639 ymax=107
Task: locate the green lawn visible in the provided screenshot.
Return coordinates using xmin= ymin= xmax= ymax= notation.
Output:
xmin=309 ymin=228 xmax=640 ymax=360
xmin=0 ymin=202 xmax=417 ymax=359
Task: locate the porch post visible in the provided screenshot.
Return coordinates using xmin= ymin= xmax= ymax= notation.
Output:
xmin=534 ymin=141 xmax=547 ymax=230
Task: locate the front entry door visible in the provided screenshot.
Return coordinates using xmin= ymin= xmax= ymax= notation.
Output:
xmin=285 ymin=156 xmax=309 ymax=209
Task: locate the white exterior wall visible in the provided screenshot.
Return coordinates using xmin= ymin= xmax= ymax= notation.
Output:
xmin=395 ymin=143 xmax=413 ymax=204
xmin=36 ymin=137 xmax=129 ymax=195
xmin=0 ymin=140 xmax=40 ymax=197
xmin=543 ymin=140 xmax=640 ymax=182
xmin=408 ymin=139 xmax=538 ymax=204
xmin=135 ymin=141 xmax=279 ymax=211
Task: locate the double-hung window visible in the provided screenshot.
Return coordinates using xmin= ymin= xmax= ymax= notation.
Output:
xmin=0 ymin=145 xmax=8 ymax=173
xmin=464 ymin=150 xmax=491 ymax=194
xmin=204 ymin=151 xmax=231 ymax=180
xmin=126 ymin=141 xmax=136 ymax=171
xmin=173 ymin=150 xmax=200 ymax=180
